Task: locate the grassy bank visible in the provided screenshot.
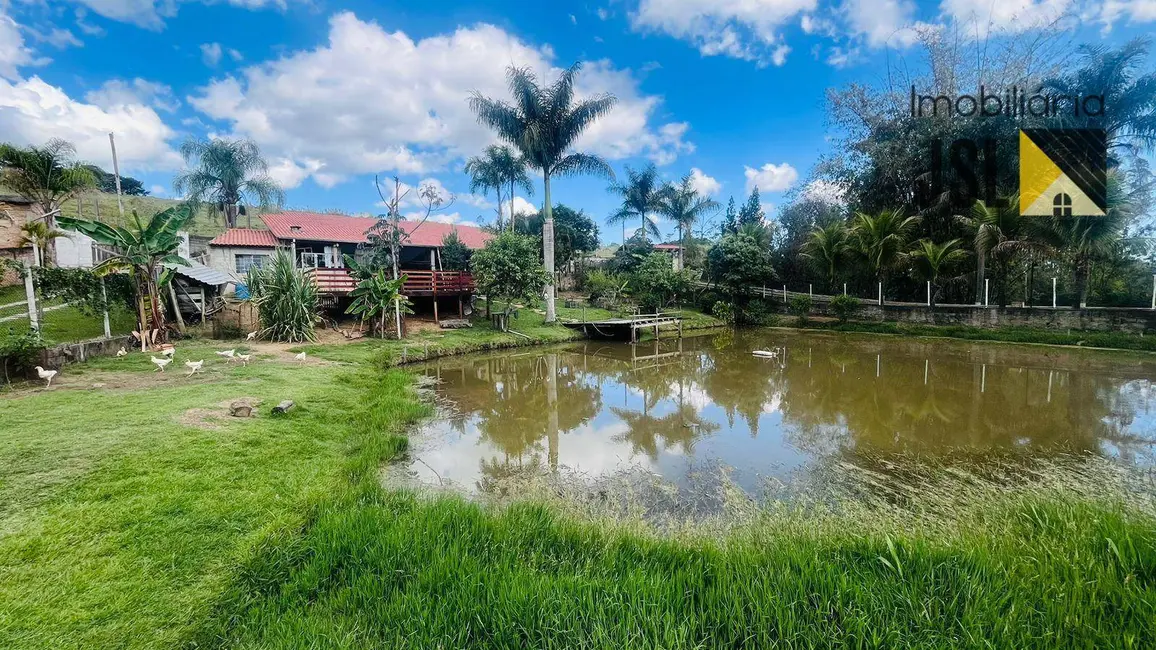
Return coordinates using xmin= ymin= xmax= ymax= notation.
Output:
xmin=0 ymin=285 xmax=137 ymax=343
xmin=796 ymin=319 xmax=1156 ymax=353
xmin=2 ymin=322 xmax=1154 ymax=649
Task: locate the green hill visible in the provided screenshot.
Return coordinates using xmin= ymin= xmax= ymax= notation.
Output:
xmin=57 ymin=192 xmax=249 ymax=238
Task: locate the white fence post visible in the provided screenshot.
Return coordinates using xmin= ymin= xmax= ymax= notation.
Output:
xmin=984 ymin=279 xmax=990 ymax=307
xmin=843 ymin=283 xmax=847 ymax=296
xmin=809 ymin=284 xmax=813 ymax=299
xmin=878 ymin=282 xmax=883 ymax=306
xmin=926 ymin=281 xmax=931 ymax=306
xmin=1052 ymin=278 xmax=1057 ymax=308
xmin=782 ymin=284 xmax=787 ymax=301
xmin=1151 ymin=274 xmax=1155 ymax=310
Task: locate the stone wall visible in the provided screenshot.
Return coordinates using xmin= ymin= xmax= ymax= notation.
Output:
xmin=39 ymin=334 xmax=134 ymax=369
xmin=804 ymin=301 xmax=1156 ymax=333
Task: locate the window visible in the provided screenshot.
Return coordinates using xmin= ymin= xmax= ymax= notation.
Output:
xmin=235 ymin=254 xmax=268 ymax=274
xmin=1052 ymin=193 xmax=1073 ymax=217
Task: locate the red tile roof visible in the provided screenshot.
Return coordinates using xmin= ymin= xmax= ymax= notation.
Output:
xmin=258 ymin=211 xmax=493 ymax=249
xmin=653 ymin=243 xmax=682 ymax=250
xmin=208 ymin=228 xmax=279 ymax=247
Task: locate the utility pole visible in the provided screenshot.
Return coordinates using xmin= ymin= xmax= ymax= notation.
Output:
xmin=108 ymin=133 xmax=126 ymax=340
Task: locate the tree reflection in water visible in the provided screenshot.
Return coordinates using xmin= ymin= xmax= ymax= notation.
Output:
xmin=413 ymin=332 xmax=1156 ymax=498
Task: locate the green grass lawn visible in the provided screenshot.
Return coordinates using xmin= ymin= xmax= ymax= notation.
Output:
xmin=1 ymin=326 xmax=1154 ymax=649
xmin=1 ymin=284 xmax=136 ymax=344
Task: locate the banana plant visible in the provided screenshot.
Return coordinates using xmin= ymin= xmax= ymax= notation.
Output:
xmin=58 ymin=204 xmax=193 ymax=347
xmin=346 ymin=269 xmax=414 ymax=338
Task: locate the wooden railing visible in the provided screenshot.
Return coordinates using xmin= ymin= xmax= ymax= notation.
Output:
xmin=304 ymin=268 xmax=475 ymax=296
xmin=402 ymin=270 xmax=475 ymax=295
xmin=305 ymin=267 xmax=358 ymax=294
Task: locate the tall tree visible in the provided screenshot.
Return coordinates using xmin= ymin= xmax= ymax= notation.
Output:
xmin=850 ymin=209 xmax=920 ymax=285
xmin=957 ymin=195 xmax=1023 ymax=306
xmin=0 ymin=139 xmax=96 ymax=264
xmin=659 ymin=173 xmax=719 ymax=269
xmin=737 ymin=187 xmax=765 ymax=228
xmin=517 ymin=203 xmax=599 ymax=269
xmin=464 ymin=148 xmax=505 ymax=227
xmin=608 ymin=163 xmax=666 ymax=244
xmin=905 ymin=239 xmax=969 ymax=308
xmin=800 ymin=221 xmax=852 ymax=292
xmin=465 ymin=145 xmax=534 ymax=231
xmin=470 ymin=62 xmax=617 ymax=323
xmin=720 ymin=196 xmax=738 ymax=235
xmin=172 ymin=138 xmax=284 ymax=228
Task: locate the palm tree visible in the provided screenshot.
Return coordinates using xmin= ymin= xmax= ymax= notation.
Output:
xmin=172 ymin=138 xmax=284 ymax=229
xmin=469 ymin=63 xmax=617 ymax=323
xmin=59 ymin=205 xmax=193 ymax=347
xmin=957 ymin=195 xmax=1022 ymax=306
xmin=464 ymin=145 xmax=534 ymax=231
xmin=905 ymin=239 xmax=969 ymax=308
xmin=1027 ymin=170 xmax=1133 ymax=307
xmin=464 ymin=148 xmax=504 ymax=227
xmin=800 ymin=221 xmax=851 ymax=292
xmin=1042 ymin=38 xmax=1156 ymax=156
xmin=0 ymin=139 xmax=96 ymax=264
xmin=607 ymin=164 xmax=665 ymax=245
xmin=18 ymin=221 xmax=68 ymax=268
xmin=659 ymin=173 xmax=718 ymax=268
xmin=849 ymin=209 xmax=920 ymax=285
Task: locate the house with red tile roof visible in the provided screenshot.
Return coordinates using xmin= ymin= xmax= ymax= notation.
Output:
xmin=208 ymin=211 xmax=493 ymax=305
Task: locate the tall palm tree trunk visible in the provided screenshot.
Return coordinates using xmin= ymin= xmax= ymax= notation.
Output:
xmin=542 ymin=172 xmax=556 ymax=323
xmin=677 ymin=224 xmax=684 ymax=269
xmin=509 ymin=181 xmax=516 ymax=232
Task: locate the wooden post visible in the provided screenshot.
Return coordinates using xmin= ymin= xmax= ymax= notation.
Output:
xmin=199 ymin=286 xmax=207 ymax=324
xmin=101 ymin=279 xmax=111 ymax=338
xmin=168 ymin=282 xmax=185 ymax=332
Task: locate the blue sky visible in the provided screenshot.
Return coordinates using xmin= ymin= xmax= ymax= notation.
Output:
xmin=2 ymin=0 xmax=1153 ymax=243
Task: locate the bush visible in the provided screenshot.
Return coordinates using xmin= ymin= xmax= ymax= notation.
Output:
xmin=628 ymin=253 xmax=690 ymax=313
xmin=743 ymin=298 xmax=782 ymax=327
xmin=711 ymin=301 xmax=735 ymax=324
xmin=0 ymin=328 xmax=46 ymax=384
xmin=247 ymin=249 xmax=319 ymax=342
xmin=829 ymin=294 xmax=861 ymax=323
xmin=788 ymin=294 xmax=813 ymax=324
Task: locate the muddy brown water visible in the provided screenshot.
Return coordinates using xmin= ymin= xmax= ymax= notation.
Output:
xmin=405 ymin=330 xmax=1156 ymax=503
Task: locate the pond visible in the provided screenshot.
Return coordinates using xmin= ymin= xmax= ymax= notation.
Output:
xmin=405 ymin=330 xmax=1156 ymax=505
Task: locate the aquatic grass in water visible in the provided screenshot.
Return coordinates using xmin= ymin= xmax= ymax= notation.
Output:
xmin=199 ymin=439 xmax=1156 ymax=649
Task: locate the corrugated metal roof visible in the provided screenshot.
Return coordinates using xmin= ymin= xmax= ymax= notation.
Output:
xmin=208 ymin=228 xmax=279 ymax=247
xmin=259 ymin=211 xmax=493 ymax=249
xmin=168 ymin=261 xmax=232 ymax=286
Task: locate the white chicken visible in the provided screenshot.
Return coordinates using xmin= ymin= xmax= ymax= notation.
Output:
xmin=184 ymin=360 xmax=204 ymax=376
xmin=237 ymin=354 xmax=252 ymax=366
xmin=160 ymin=346 xmax=176 ymax=358
xmin=216 ymin=349 xmax=236 ymax=359
xmin=294 ymin=351 xmax=306 ymax=361
xmin=151 ymin=356 xmax=172 ymax=372
xmin=246 ymin=331 xmax=258 ymax=341
xmin=116 ymin=347 xmax=127 ymax=357
xmin=34 ymin=366 xmax=57 ymax=387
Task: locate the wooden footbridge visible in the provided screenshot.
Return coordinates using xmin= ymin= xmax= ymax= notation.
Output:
xmin=562 ymin=312 xmax=683 ymax=342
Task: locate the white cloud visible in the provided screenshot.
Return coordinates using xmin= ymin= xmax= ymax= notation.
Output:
xmin=688 ymin=167 xmax=721 ymax=196
xmin=227 ymin=48 xmax=243 ymax=61
xmin=37 ymin=28 xmax=84 ymax=49
xmin=73 ymin=0 xmax=296 ymax=30
xmin=501 ymin=196 xmax=538 ymax=220
xmin=630 ymin=0 xmax=816 ymax=66
xmin=744 ymin=162 xmax=799 ymax=194
xmin=841 ymin=0 xmax=928 ymax=46
xmin=75 ymin=9 xmax=106 ymax=36
xmin=458 ymin=192 xmax=495 ymax=209
xmin=0 ymin=76 xmax=180 ymax=172
xmin=85 ymin=78 xmax=179 ymax=112
xmin=940 ymin=0 xmax=1074 ymax=35
xmin=149 ymin=184 xmax=167 ymax=196
xmin=200 ymin=42 xmax=222 ymax=66
xmin=1099 ymin=0 xmax=1156 ymax=26
xmin=190 ymin=13 xmax=692 ymax=189
xmin=0 ymin=11 xmax=38 ymax=79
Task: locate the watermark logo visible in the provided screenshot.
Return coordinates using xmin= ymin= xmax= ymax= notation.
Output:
xmin=1019 ymin=129 xmax=1106 ymax=217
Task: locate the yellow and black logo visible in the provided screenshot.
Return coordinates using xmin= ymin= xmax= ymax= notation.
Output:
xmin=1019 ymin=128 xmax=1106 ymax=217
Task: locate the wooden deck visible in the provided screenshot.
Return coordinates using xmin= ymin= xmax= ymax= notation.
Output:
xmin=305 ymin=268 xmax=476 ymax=296
xmin=562 ymin=313 xmax=683 ymax=341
